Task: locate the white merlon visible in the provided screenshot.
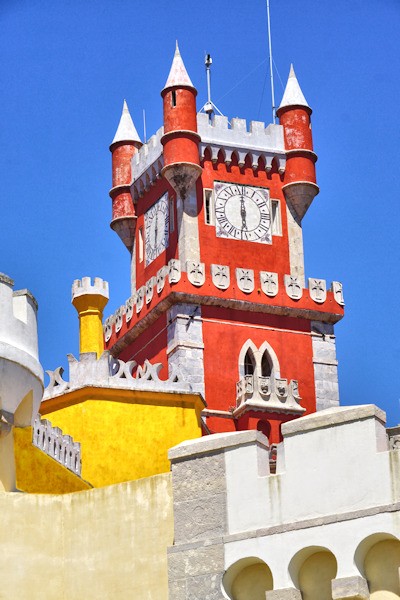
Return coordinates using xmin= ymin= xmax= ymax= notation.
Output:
xmin=162 ymin=41 xmax=195 ymax=91
xmin=71 ymin=277 xmax=109 ymax=301
xmin=111 ymin=99 xmax=141 ymax=146
xmin=278 ymin=64 xmax=310 ymax=111
xmin=130 ymin=127 xmax=164 ymax=201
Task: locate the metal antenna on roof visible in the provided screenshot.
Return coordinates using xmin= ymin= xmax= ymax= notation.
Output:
xmin=200 ymin=53 xmax=224 ymax=121
xmin=266 ymin=0 xmax=276 ymax=123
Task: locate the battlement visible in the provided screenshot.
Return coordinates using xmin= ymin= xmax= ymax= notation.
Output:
xmin=130 ymin=127 xmax=164 ymax=201
xmin=197 ymin=112 xmax=286 ymax=171
xmin=72 ymin=276 xmax=109 ymax=301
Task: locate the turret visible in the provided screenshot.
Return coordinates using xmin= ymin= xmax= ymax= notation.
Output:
xmin=72 ymin=277 xmax=109 ymax=358
xmin=109 ymin=101 xmax=142 ymax=251
xmin=277 ymin=65 xmax=319 ymax=220
xmin=161 ymin=42 xmax=202 ymax=199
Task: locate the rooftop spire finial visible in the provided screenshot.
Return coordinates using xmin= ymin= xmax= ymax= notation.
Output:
xmin=278 ymin=64 xmax=310 ymax=112
xmin=111 ymin=100 xmax=141 ymax=146
xmin=162 ymin=42 xmax=195 ymax=92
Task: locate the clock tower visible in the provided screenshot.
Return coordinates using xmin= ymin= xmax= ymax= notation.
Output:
xmin=105 ymin=47 xmax=344 ymax=443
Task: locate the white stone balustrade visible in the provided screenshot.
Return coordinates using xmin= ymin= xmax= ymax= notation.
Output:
xmin=235 ymin=374 xmax=305 ymax=417
xmin=33 ymin=415 xmax=82 ymax=476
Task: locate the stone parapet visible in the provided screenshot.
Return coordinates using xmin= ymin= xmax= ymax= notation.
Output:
xmin=235 ymin=374 xmax=305 ymax=416
xmin=33 ymin=415 xmax=82 ymax=476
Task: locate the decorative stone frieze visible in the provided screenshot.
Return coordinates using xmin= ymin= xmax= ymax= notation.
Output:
xmin=309 ymin=277 xmax=326 ymax=303
xmin=103 ymin=315 xmax=114 ymax=342
xmin=33 ymin=415 xmax=82 ymax=476
xmin=114 ymin=306 xmax=125 ymax=332
xmin=45 ymin=366 xmax=70 ymax=395
xmin=125 ymin=295 xmax=135 ymax=322
xmin=211 ymin=264 xmax=230 ymax=290
xmin=168 ymin=259 xmax=181 ymax=284
xmin=236 ymin=268 xmax=254 ymax=293
xmin=235 ymin=374 xmax=305 ymax=416
xmin=332 ymin=281 xmax=345 ymax=305
xmin=284 ymin=274 xmax=302 ymax=300
xmin=186 ymin=260 xmax=205 ymax=286
xmin=156 ymin=266 xmax=168 ymax=294
xmin=145 ymin=276 xmax=156 ymax=304
xmin=136 ymin=286 xmax=145 ymax=313
xmin=260 ymin=271 xmax=278 ymax=297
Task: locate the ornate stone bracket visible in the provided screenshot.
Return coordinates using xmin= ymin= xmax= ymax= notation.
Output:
xmin=33 ymin=414 xmax=82 ymax=476
xmin=235 ymin=374 xmax=305 ymax=417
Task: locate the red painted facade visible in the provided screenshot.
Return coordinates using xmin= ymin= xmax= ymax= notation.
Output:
xmin=106 ymin=51 xmax=344 ymax=445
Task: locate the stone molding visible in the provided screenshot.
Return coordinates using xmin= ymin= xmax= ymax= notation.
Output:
xmin=266 ymin=590 xmax=302 ymax=600
xmin=104 ymin=259 xmax=344 ymax=346
xmin=43 ymin=351 xmax=191 ymax=401
xmin=33 ymin=414 xmax=82 ymax=476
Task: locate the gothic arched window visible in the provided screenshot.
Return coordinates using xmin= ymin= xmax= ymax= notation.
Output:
xmin=244 ymin=349 xmax=256 ymax=376
xmin=261 ymin=351 xmax=272 ymax=377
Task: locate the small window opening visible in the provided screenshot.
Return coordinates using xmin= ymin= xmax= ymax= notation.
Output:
xmin=169 ymin=198 xmax=175 ymax=232
xmin=244 ymin=349 xmax=255 ymax=376
xmin=271 ymin=200 xmax=282 ymax=235
xmin=203 ymin=189 xmax=214 ymax=225
xmin=171 ymin=90 xmax=176 ymax=107
xmin=261 ymin=352 xmax=272 ymax=377
xmin=138 ymin=227 xmax=144 ymax=263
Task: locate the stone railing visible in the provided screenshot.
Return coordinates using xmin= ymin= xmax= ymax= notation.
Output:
xmin=33 ymin=415 xmax=82 ymax=476
xmin=234 ymin=374 xmax=305 ymax=417
xmin=43 ymin=352 xmax=190 ymax=401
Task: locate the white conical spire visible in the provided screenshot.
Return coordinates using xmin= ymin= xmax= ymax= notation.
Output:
xmin=111 ymin=100 xmax=141 ymax=145
xmin=278 ymin=64 xmax=310 ymax=110
xmin=162 ymin=41 xmax=195 ymax=91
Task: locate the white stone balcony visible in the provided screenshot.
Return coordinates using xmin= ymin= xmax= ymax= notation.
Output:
xmin=234 ymin=374 xmax=305 ymax=417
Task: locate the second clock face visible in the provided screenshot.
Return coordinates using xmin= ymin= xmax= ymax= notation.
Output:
xmin=214 ymin=182 xmax=272 ymax=244
xmin=145 ymin=193 xmax=169 ymax=266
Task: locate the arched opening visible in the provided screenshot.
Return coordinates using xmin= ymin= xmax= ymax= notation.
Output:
xmin=364 ymin=539 xmax=400 ymax=598
xmin=257 ymin=420 xmax=271 ymax=441
xmin=261 ymin=351 xmax=272 ymax=377
xmin=244 ymin=349 xmax=255 ymax=376
xmin=298 ymin=551 xmax=337 ymax=600
xmin=223 ymin=557 xmax=273 ymax=600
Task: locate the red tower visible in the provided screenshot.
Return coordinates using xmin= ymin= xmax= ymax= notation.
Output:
xmin=104 ymin=53 xmax=344 ymax=444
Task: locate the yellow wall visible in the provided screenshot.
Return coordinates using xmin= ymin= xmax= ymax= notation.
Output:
xmin=0 ymin=473 xmax=173 ymax=600
xmin=13 ymin=426 xmax=91 ymax=494
xmin=365 ymin=539 xmax=400 ymax=599
xmin=41 ymin=388 xmax=204 ymax=487
xmin=231 ymin=563 xmax=273 ymax=600
xmin=298 ymin=551 xmax=337 ymax=600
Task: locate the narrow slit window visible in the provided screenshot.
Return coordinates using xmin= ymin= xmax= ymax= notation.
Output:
xmin=171 ymin=90 xmax=176 ymax=107
xmin=138 ymin=227 xmax=144 ymax=263
xmin=244 ymin=349 xmax=255 ymax=376
xmin=203 ymin=189 xmax=214 ymax=225
xmin=169 ymin=198 xmax=175 ymax=233
xmin=271 ymin=200 xmax=282 ymax=235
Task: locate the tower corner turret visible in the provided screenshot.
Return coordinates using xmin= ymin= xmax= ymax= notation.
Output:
xmin=71 ymin=277 xmax=109 ymax=358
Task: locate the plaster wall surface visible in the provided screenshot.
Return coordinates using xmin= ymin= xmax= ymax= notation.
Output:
xmin=0 ymin=474 xmax=173 ymax=600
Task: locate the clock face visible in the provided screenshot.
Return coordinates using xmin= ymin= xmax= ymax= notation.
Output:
xmin=145 ymin=193 xmax=169 ymax=265
xmin=214 ymin=182 xmax=272 ymax=244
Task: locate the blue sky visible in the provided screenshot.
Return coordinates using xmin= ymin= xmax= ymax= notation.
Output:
xmin=0 ymin=1 xmax=399 ymax=425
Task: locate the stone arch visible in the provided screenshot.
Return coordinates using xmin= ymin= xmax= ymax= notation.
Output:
xmin=258 ymin=341 xmax=280 ymax=378
xmin=238 ymin=339 xmax=280 ymax=379
xmin=355 ymin=533 xmax=400 ymax=597
xmin=288 ymin=546 xmax=337 ymax=596
xmin=222 ymin=557 xmax=273 ymax=600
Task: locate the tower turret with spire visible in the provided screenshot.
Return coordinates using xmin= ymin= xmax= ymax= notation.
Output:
xmin=109 ymin=100 xmax=142 ymax=251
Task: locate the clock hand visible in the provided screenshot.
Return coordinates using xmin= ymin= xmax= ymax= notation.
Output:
xmin=240 ymin=195 xmax=247 ymax=231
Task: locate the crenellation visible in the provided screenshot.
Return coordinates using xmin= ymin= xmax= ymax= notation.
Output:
xmin=72 ymin=276 xmax=109 ymax=301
